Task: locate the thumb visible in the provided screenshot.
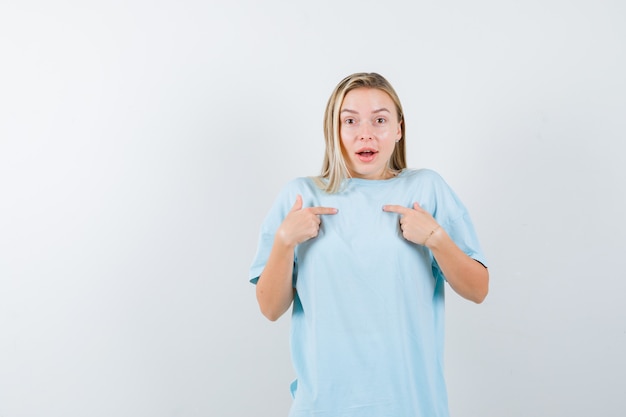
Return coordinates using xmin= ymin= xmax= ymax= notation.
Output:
xmin=413 ymin=202 xmax=422 ymax=210
xmin=290 ymin=194 xmax=303 ymax=212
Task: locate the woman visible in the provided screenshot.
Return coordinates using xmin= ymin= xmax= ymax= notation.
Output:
xmin=249 ymin=72 xmax=488 ymax=417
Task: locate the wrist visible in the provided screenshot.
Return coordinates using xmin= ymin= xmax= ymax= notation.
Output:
xmin=274 ymin=232 xmax=297 ymax=251
xmin=423 ymin=225 xmax=444 ymax=248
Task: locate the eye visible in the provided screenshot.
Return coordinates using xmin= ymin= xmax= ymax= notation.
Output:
xmin=375 ymin=117 xmax=386 ymax=124
xmin=344 ymin=118 xmax=356 ymax=125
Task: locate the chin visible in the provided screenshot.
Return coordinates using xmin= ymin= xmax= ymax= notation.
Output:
xmin=353 ymin=169 xmax=384 ymax=179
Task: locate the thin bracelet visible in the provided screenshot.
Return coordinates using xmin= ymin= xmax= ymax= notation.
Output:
xmin=423 ymin=225 xmax=441 ymax=246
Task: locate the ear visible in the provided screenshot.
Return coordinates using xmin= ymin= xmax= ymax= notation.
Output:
xmin=395 ymin=119 xmax=403 ymax=142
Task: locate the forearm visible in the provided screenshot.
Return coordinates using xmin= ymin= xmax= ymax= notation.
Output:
xmin=256 ymin=238 xmax=296 ymax=321
xmin=426 ymin=228 xmax=489 ymax=303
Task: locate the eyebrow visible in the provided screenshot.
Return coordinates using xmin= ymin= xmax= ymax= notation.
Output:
xmin=340 ymin=108 xmax=392 ymax=114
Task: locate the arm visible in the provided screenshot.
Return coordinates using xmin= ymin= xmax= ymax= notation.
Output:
xmin=256 ymin=195 xmax=338 ymax=321
xmin=424 ymin=226 xmax=488 ymax=303
xmin=256 ymin=237 xmax=296 ymax=322
xmin=383 ymin=202 xmax=489 ymax=303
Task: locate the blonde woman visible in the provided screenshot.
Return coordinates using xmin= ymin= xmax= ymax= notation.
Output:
xmin=250 ymin=73 xmax=489 ymax=417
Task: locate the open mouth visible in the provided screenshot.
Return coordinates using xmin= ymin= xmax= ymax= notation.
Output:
xmin=356 ymin=149 xmax=378 ymax=162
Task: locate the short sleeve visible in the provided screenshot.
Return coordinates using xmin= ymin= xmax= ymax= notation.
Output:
xmin=427 ymin=172 xmax=487 ymax=280
xmin=248 ymin=179 xmax=303 ymax=285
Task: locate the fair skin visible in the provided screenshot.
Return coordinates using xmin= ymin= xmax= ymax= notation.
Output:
xmin=256 ymin=195 xmax=337 ymax=321
xmin=382 ymin=202 xmax=489 ymax=303
xmin=256 ymin=87 xmax=488 ymax=321
xmin=339 ymin=88 xmax=402 ymax=180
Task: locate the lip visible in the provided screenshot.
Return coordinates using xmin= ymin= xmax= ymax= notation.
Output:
xmin=355 ymin=147 xmax=378 ymax=162
xmin=356 ymin=147 xmax=378 ymax=154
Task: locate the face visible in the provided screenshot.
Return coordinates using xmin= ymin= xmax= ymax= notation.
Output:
xmin=339 ymin=88 xmax=402 ymax=180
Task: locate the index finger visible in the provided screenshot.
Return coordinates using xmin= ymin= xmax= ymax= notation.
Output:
xmin=382 ymin=204 xmax=412 ymax=215
xmin=308 ymin=206 xmax=338 ymax=215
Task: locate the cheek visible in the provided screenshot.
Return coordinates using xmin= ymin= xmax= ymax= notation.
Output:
xmin=339 ymin=126 xmax=349 ymax=141
xmin=380 ymin=127 xmax=396 ymax=140
xmin=338 ymin=136 xmax=350 ymax=157
xmin=389 ymin=125 xmax=401 ymax=140
xmin=339 ymin=129 xmax=350 ymax=148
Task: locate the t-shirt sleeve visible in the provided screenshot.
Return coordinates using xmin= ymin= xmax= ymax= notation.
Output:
xmin=248 ymin=180 xmax=301 ymax=285
xmin=428 ymin=172 xmax=487 ymax=280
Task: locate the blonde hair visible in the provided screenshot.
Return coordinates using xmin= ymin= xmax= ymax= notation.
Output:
xmin=316 ymin=72 xmax=406 ymax=193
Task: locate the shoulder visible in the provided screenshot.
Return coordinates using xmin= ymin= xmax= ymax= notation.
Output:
xmin=402 ymin=168 xmax=442 ymax=179
xmin=270 ymin=176 xmax=322 ymax=208
xmin=280 ymin=176 xmax=320 ymax=195
xmin=400 ymin=168 xmax=449 ymax=189
xmin=260 ymin=177 xmax=316 ymax=226
xmin=401 ymin=168 xmax=467 ymax=214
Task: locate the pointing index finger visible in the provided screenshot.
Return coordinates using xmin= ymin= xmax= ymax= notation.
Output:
xmin=309 ymin=206 xmax=338 ymax=215
xmin=382 ymin=204 xmax=411 ymax=215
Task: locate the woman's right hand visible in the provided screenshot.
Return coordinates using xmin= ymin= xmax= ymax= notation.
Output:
xmin=257 ymin=195 xmax=337 ymax=321
xmin=275 ymin=194 xmax=338 ymax=248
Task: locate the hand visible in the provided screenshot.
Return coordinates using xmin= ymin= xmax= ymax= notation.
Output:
xmin=276 ymin=195 xmax=338 ymax=247
xmin=383 ymin=202 xmax=441 ymax=246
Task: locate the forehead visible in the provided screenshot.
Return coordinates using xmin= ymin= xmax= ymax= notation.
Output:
xmin=340 ymin=88 xmax=395 ymax=111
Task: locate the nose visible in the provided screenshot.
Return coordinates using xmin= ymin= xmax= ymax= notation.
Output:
xmin=358 ymin=123 xmax=373 ymax=141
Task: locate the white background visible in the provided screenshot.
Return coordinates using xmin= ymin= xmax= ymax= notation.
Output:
xmin=1 ymin=1 xmax=625 ymax=416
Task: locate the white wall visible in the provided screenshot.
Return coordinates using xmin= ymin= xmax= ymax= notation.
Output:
xmin=1 ymin=1 xmax=625 ymax=416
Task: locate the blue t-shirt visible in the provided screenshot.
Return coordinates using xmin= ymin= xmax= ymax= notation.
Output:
xmin=249 ymin=169 xmax=486 ymax=417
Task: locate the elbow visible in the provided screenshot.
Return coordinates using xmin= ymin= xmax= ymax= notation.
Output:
xmin=472 ymin=287 xmax=488 ymax=304
xmin=256 ymin=272 xmax=294 ymax=321
xmin=256 ymin=286 xmax=289 ymax=322
xmin=472 ymin=271 xmax=489 ymax=304
xmin=259 ymin=306 xmax=283 ymax=322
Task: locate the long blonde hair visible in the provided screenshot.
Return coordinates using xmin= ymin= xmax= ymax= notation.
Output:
xmin=316 ymin=72 xmax=406 ymax=193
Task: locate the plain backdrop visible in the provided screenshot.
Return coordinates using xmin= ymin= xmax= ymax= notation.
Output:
xmin=1 ymin=1 xmax=625 ymax=416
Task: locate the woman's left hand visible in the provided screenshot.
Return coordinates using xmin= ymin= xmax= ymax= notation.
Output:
xmin=383 ymin=202 xmax=441 ymax=247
